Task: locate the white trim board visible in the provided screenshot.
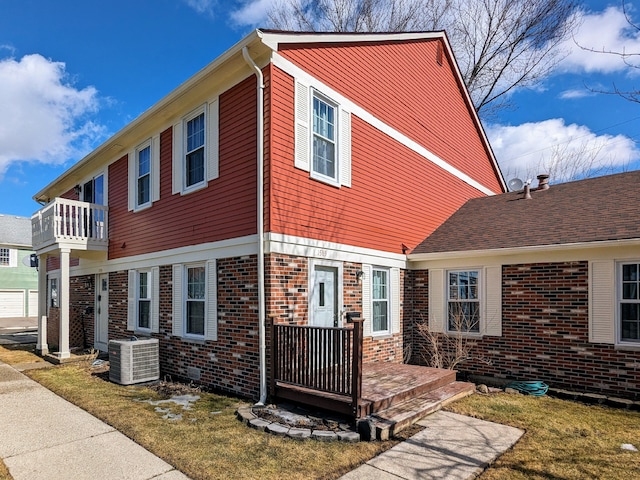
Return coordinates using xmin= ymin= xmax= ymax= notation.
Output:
xmin=271 ymin=52 xmax=498 ymax=197
xmin=266 ymin=233 xmax=407 ymax=268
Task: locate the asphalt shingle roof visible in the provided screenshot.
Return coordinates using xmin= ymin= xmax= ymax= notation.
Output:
xmin=0 ymin=215 xmax=32 ymax=248
xmin=412 ymin=170 xmax=640 ymax=254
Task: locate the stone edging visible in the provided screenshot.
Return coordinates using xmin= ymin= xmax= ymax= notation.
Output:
xmin=236 ymin=407 xmax=361 ymax=442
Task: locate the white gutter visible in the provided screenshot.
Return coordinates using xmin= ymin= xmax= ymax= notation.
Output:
xmin=242 ymin=46 xmax=267 ymax=406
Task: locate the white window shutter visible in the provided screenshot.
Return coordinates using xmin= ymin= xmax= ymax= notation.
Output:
xmin=590 ymin=260 xmax=615 ymax=344
xmin=8 ymin=249 xmax=17 ymax=268
xmin=205 ymin=260 xmax=218 ymax=341
xmin=127 ymin=149 xmax=135 ymax=211
xmin=172 ymin=122 xmax=183 ymax=195
xmin=151 ymin=135 xmax=161 ymax=203
xmin=294 ymin=80 xmax=311 ymax=172
xmin=207 ymin=98 xmax=219 ymax=182
xmin=391 ymin=267 xmax=401 ymax=334
xmin=484 ymin=266 xmax=502 ymax=336
xmin=151 ymin=266 xmax=160 ymax=333
xmin=339 ymin=109 xmax=352 ymax=187
xmin=428 ymin=269 xmax=445 ymax=333
xmin=172 ymin=264 xmax=183 ymax=337
xmin=361 ymin=264 xmax=372 ymax=337
xmin=127 ymin=270 xmax=136 ymax=331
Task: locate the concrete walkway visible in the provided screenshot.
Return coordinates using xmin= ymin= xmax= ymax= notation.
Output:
xmin=0 ymin=362 xmax=190 ymax=480
xmin=340 ymin=411 xmax=523 ymax=480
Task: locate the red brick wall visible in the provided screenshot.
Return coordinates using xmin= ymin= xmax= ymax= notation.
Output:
xmin=411 ymin=262 xmax=640 ymax=400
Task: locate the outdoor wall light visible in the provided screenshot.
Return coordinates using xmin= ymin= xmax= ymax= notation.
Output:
xmin=74 ymin=184 xmax=81 ymax=196
xmin=355 ymin=270 xmax=364 ymax=282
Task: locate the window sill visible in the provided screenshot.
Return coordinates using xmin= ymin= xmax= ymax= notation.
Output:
xmin=133 ymin=202 xmax=152 ymax=213
xmin=310 ymin=172 xmax=341 ymax=188
xmin=615 ymin=343 xmax=640 ymax=352
xmin=180 ymin=181 xmax=207 ymax=196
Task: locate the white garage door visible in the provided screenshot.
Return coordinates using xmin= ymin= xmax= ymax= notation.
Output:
xmin=28 ymin=290 xmax=38 ymax=317
xmin=0 ymin=290 xmax=25 ymax=317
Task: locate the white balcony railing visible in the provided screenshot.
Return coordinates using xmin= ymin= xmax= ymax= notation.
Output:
xmin=32 ymin=198 xmax=108 ymax=252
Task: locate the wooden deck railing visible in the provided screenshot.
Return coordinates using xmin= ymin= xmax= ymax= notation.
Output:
xmin=270 ymin=318 xmax=364 ymax=418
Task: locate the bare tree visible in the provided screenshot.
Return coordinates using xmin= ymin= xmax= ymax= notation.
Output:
xmin=267 ymin=0 xmax=580 ymax=117
xmin=578 ymin=1 xmax=640 ymax=103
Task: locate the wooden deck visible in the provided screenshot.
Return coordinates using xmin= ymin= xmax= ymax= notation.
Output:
xmin=275 ymin=363 xmax=475 ymax=439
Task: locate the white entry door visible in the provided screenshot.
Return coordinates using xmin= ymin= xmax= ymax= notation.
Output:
xmin=95 ymin=274 xmax=109 ymax=351
xmin=311 ymin=266 xmax=339 ymax=327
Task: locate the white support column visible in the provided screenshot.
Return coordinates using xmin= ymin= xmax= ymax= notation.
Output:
xmin=58 ymin=248 xmax=71 ymax=359
xmin=36 ymin=253 xmax=48 ymax=355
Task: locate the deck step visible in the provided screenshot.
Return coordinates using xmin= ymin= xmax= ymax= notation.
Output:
xmin=370 ymin=381 xmax=475 ymax=440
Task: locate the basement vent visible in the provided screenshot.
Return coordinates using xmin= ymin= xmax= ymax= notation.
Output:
xmin=109 ymin=338 xmax=159 ymax=385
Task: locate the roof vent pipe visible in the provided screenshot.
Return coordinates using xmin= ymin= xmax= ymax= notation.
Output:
xmin=537 ymin=174 xmax=550 ymax=190
xmin=523 ymin=183 xmax=532 ymax=200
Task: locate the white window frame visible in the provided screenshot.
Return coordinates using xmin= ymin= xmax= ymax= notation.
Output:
xmin=183 ymin=108 xmax=206 ymax=191
xmin=446 ymin=269 xmax=481 ymax=335
xmin=371 ymin=267 xmax=390 ymax=335
xmin=184 ymin=264 xmax=206 ymax=338
xmin=618 ymin=261 xmax=640 ymax=345
xmin=172 ymin=261 xmax=217 ymax=341
xmin=136 ymin=140 xmax=152 ymax=210
xmin=294 ymin=80 xmax=351 ymax=188
xmin=172 ymin=100 xmax=219 ymax=196
xmin=136 ymin=270 xmax=152 ymax=333
xmin=0 ymin=248 xmax=11 ymax=267
xmin=311 ymin=91 xmax=339 ymax=186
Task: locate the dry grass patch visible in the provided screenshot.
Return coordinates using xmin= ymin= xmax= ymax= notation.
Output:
xmin=446 ymin=392 xmax=640 ymax=480
xmin=0 ymin=459 xmax=11 ymax=480
xmin=0 ymin=344 xmax=44 ymax=366
xmin=26 ymin=365 xmax=402 ymax=480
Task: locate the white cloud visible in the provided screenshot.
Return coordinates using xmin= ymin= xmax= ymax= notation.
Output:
xmin=229 ymin=0 xmax=273 ymax=26
xmin=183 ymin=0 xmax=217 ymax=15
xmin=0 ymin=54 xmax=105 ymax=179
xmin=561 ymin=6 xmax=640 ymax=73
xmin=558 ymin=88 xmax=594 ymax=99
xmin=487 ymin=119 xmax=640 ymax=183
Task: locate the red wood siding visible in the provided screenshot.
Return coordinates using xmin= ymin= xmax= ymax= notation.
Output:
xmin=278 ymin=39 xmax=503 ymax=193
xmin=108 ymin=77 xmax=258 ymax=259
xmin=268 ymin=67 xmax=487 ymax=253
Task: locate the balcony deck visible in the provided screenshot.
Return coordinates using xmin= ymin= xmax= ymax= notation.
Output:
xmin=31 ymin=198 xmax=108 ymax=255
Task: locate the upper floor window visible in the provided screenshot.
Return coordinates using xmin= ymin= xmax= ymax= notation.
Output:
xmin=447 ymin=270 xmax=480 ymax=333
xmin=0 ymin=248 xmax=10 ymax=267
xmin=620 ymin=262 xmax=640 ymax=343
xmin=83 ymin=173 xmax=105 ymax=205
xmin=294 ymin=81 xmax=351 ymax=188
xmin=312 ymin=94 xmax=337 ymax=183
xmin=372 ymin=268 xmax=390 ymax=334
xmin=185 ymin=111 xmax=205 ymax=188
xmin=129 ymin=136 xmax=160 ymax=212
xmin=136 ymin=142 xmax=151 ymax=208
xmin=172 ymin=100 xmax=219 ymax=196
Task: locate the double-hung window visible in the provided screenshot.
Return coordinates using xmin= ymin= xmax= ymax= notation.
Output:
xmin=0 ymin=248 xmax=9 ymax=267
xmin=312 ymin=93 xmax=337 ymax=182
xmin=137 ymin=271 xmax=151 ymax=331
xmin=447 ymin=270 xmax=480 ymax=333
xmin=186 ymin=265 xmax=206 ymax=337
xmin=372 ymin=268 xmax=390 ymax=334
xmin=136 ymin=142 xmax=151 ymax=208
xmin=620 ymin=262 xmax=640 ymax=343
xmin=185 ymin=111 xmax=205 ymax=188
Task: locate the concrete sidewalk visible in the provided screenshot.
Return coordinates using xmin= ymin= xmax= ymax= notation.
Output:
xmin=0 ymin=362 xmax=189 ymax=480
xmin=340 ymin=411 xmax=523 ymax=480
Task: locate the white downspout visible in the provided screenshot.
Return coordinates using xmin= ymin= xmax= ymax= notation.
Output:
xmin=242 ymin=46 xmax=267 ymax=405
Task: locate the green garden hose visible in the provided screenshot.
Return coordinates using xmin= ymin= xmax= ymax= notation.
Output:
xmin=505 ymin=381 xmax=549 ymax=396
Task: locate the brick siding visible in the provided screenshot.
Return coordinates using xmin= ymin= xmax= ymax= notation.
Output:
xmin=410 ymin=262 xmax=640 ymax=400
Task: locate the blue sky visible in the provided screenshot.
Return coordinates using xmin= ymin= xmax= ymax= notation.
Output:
xmin=1 ymin=0 xmax=639 ymax=217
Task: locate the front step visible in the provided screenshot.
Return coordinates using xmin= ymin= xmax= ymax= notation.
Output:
xmin=369 ymin=381 xmax=475 ymax=440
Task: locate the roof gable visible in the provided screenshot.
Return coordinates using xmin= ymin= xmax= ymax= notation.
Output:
xmin=0 ymin=215 xmax=32 ymax=248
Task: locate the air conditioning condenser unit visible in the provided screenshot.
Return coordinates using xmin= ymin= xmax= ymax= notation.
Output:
xmin=109 ymin=338 xmax=159 ymax=385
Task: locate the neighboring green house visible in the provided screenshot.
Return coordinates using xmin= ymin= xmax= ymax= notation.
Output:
xmin=0 ymin=215 xmax=38 ymax=317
